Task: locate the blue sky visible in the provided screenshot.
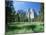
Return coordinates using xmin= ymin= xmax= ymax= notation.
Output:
xmin=13 ymin=1 xmax=41 ymax=12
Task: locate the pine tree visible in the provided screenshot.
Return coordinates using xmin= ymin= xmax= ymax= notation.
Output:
xmin=6 ymin=1 xmax=16 ymax=32
xmin=39 ymin=3 xmax=44 ymax=22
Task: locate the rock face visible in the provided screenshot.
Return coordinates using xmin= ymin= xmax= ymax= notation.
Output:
xmin=26 ymin=8 xmax=34 ymax=20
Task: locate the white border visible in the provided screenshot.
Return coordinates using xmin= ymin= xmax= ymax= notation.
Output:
xmin=44 ymin=0 xmax=46 ymax=33
xmin=0 ymin=0 xmax=46 ymax=35
xmin=0 ymin=0 xmax=5 ymax=35
xmin=16 ymin=0 xmax=44 ymax=3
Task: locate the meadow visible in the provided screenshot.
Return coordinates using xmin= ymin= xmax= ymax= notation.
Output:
xmin=6 ymin=22 xmax=44 ymax=35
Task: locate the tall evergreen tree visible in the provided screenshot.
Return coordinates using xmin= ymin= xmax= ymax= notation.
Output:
xmin=5 ymin=0 xmax=16 ymax=32
xmin=39 ymin=3 xmax=44 ymax=22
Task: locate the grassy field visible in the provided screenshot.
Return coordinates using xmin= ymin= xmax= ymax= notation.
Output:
xmin=6 ymin=22 xmax=44 ymax=35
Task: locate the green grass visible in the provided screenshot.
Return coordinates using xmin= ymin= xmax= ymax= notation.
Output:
xmin=6 ymin=22 xmax=44 ymax=35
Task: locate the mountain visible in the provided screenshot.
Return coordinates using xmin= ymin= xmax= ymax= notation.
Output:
xmin=15 ymin=8 xmax=40 ymax=17
xmin=16 ymin=9 xmax=26 ymax=15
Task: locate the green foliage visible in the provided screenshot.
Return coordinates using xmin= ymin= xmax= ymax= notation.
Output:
xmin=7 ymin=22 xmax=44 ymax=33
xmin=6 ymin=1 xmax=16 ymax=32
xmin=33 ymin=24 xmax=44 ymax=32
